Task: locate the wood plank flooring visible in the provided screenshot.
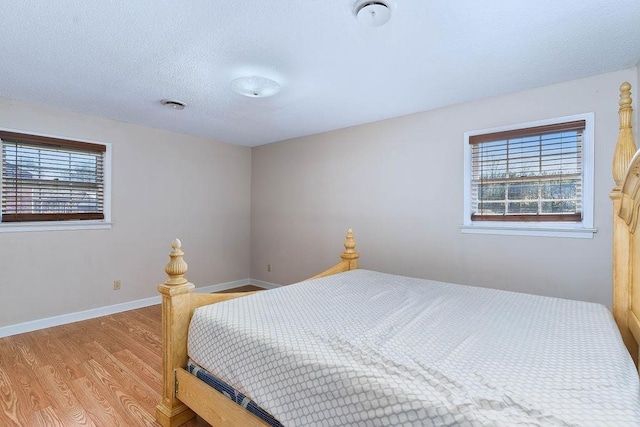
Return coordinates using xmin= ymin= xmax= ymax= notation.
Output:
xmin=0 ymin=286 xmax=263 ymax=426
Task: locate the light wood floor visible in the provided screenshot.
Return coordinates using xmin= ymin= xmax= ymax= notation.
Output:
xmin=0 ymin=286 xmax=263 ymax=426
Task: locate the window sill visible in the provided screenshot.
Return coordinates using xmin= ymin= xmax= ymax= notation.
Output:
xmin=0 ymin=220 xmax=112 ymax=233
xmin=460 ymin=223 xmax=597 ymax=239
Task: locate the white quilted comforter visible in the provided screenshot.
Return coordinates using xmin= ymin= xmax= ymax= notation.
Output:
xmin=188 ymin=270 xmax=640 ymax=426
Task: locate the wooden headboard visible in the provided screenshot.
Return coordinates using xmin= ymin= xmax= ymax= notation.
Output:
xmin=611 ymin=82 xmax=639 ymax=366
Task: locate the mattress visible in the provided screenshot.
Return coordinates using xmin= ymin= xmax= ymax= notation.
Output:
xmin=186 ymin=359 xmax=283 ymax=427
xmin=188 ymin=269 xmax=640 ymax=426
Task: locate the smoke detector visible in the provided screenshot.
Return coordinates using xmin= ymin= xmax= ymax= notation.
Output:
xmin=354 ymin=1 xmax=391 ymax=27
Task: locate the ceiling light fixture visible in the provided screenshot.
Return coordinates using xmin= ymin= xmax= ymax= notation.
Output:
xmin=231 ymin=76 xmax=281 ymax=98
xmin=354 ymin=1 xmax=391 ymax=27
xmin=160 ymin=99 xmax=186 ymax=110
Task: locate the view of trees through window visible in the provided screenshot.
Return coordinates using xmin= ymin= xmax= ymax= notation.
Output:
xmin=1 ymin=134 xmax=105 ymax=222
xmin=471 ymin=129 xmax=582 ymax=221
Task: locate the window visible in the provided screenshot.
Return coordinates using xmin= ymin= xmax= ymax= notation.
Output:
xmin=462 ymin=114 xmax=595 ymax=238
xmin=0 ymin=130 xmax=111 ymax=232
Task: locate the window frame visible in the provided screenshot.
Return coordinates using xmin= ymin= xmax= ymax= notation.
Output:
xmin=461 ymin=113 xmax=596 ymax=238
xmin=0 ymin=128 xmax=112 ymax=233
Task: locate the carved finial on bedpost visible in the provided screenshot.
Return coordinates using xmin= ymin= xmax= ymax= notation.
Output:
xmin=340 ymin=228 xmax=359 ymax=263
xmin=613 ymin=82 xmax=637 ymax=189
xmin=164 ymin=238 xmax=188 ymax=286
xmin=343 ymin=229 xmax=356 ymax=254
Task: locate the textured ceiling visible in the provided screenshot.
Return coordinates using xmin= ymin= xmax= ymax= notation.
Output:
xmin=1 ymin=1 xmax=639 ymax=147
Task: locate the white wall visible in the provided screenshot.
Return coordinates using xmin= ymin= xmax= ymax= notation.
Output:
xmin=251 ymin=68 xmax=639 ymax=307
xmin=2 ymin=67 xmax=637 ymax=328
xmin=0 ymin=98 xmax=252 ymax=327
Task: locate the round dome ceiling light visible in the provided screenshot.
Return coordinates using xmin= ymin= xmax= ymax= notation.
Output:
xmin=231 ymin=76 xmax=281 ymax=98
xmin=355 ymin=1 xmax=391 ymax=27
xmin=160 ymin=99 xmax=186 ymax=110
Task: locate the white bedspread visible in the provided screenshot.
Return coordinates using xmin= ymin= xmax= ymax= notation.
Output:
xmin=188 ymin=269 xmax=640 ymax=426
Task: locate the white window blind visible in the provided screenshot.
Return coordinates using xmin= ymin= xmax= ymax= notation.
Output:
xmin=1 ymin=131 xmax=106 ymax=222
xmin=469 ymin=120 xmax=584 ymax=222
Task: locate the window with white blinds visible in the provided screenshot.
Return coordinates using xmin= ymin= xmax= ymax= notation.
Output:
xmin=469 ymin=120 xmax=585 ymax=222
xmin=1 ymin=131 xmax=106 ymax=223
xmin=462 ymin=113 xmax=595 ymax=238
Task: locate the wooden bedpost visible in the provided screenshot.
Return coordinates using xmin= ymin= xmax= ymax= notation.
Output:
xmin=309 ymin=229 xmax=360 ymax=280
xmin=156 ymin=239 xmax=197 ymax=427
xmin=341 ymin=228 xmax=359 ymax=270
xmin=611 ymin=82 xmax=638 ymax=364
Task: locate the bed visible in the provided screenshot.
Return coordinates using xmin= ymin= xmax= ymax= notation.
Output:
xmin=155 ymin=82 xmax=640 ymax=427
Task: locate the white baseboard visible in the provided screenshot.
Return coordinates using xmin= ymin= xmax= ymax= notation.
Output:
xmin=0 ymin=278 xmax=251 ymax=338
xmin=195 ymin=279 xmax=252 ymax=294
xmin=250 ymin=279 xmax=281 ymax=290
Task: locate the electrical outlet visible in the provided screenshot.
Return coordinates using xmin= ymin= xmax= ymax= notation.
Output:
xmin=267 ymin=264 xmax=272 ymax=272
xmin=113 ymin=280 xmax=121 ymax=290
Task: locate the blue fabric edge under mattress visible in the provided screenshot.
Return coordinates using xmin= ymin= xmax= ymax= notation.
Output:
xmin=187 ymin=359 xmax=284 ymax=427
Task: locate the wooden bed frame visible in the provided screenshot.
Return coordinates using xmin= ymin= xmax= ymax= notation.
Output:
xmin=155 ymin=229 xmax=359 ymax=426
xmin=156 ymin=82 xmax=639 ymax=427
xmin=612 ymin=81 xmax=640 ymax=366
